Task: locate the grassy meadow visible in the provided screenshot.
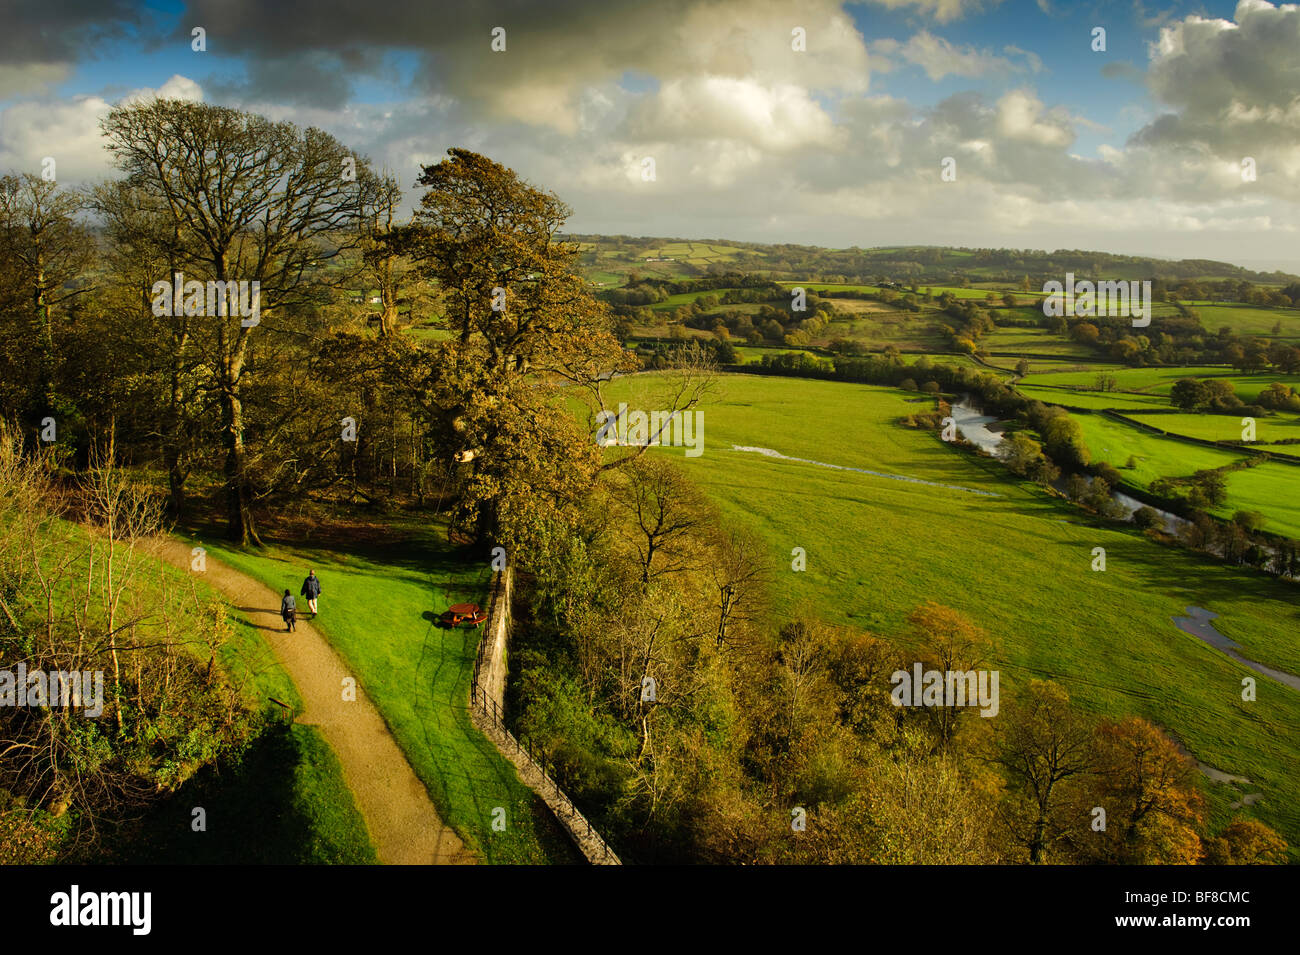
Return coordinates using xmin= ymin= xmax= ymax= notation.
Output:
xmin=1126 ymin=410 xmax=1300 ymax=444
xmin=1067 ymin=413 xmax=1300 ymax=538
xmin=599 ymin=372 xmax=1300 ymax=852
xmin=1023 ymin=365 xmax=1300 ymax=403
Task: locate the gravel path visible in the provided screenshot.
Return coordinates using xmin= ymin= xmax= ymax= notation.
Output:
xmin=153 ymin=538 xmax=474 ymax=865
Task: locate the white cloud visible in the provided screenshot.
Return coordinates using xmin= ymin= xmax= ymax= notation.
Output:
xmin=1129 ymin=0 xmax=1300 ymax=201
xmin=624 ymin=76 xmax=841 ymax=151
xmin=0 ymin=76 xmax=204 ymax=184
xmin=122 ymin=74 xmax=204 ymax=106
xmin=873 ymin=30 xmax=1020 ymax=81
xmin=866 ymin=0 xmax=999 ymax=23
xmin=995 ymin=88 xmax=1073 ymax=147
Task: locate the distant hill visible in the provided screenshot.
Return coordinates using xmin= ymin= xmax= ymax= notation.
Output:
xmin=564 ymin=234 xmax=1300 ymax=289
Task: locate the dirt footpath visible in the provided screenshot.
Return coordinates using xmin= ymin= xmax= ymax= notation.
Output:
xmin=153 ymin=538 xmax=475 ymax=865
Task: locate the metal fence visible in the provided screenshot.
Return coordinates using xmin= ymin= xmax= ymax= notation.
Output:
xmin=467 ymin=569 xmax=621 ymax=865
xmin=469 ymin=687 xmax=619 ymax=864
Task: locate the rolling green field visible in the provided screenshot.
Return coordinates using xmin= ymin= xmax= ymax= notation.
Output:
xmin=778 ymin=281 xmax=1048 ymax=302
xmin=1069 ymin=413 xmax=1300 ymax=538
xmin=1219 ymin=466 xmax=1300 ymax=539
xmin=1126 ymin=410 xmax=1300 ymax=444
xmin=906 ymin=352 xmax=1007 ymax=374
xmin=648 ymin=287 xmax=750 ymax=312
xmin=777 ymin=281 xmax=883 ymax=295
xmin=646 ymin=240 xmax=745 ymax=264
xmin=731 ymin=345 xmax=819 ymax=363
xmin=1193 ymin=304 xmax=1300 ymax=339
xmin=196 ymin=529 xmax=577 ymax=864
xmin=1017 ymin=385 xmax=1176 ymax=412
xmin=598 ymin=372 xmax=1300 ymax=852
xmin=821 ymin=308 xmax=946 ymax=351
xmin=1023 ymin=365 xmax=1300 ymax=403
xmin=1025 ymin=366 xmax=1231 ymax=392
xmin=1071 ymin=412 xmax=1245 ymax=479
xmin=983 ymin=328 xmax=1097 ymax=359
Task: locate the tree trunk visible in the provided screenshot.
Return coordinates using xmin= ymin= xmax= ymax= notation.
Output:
xmin=163 ymin=311 xmax=190 ymax=518
xmin=164 ymin=442 xmax=187 ymax=518
xmin=34 ymin=250 xmax=56 ymax=412
xmin=163 ymin=365 xmax=188 ymax=518
xmin=223 ymin=388 xmax=260 ymax=545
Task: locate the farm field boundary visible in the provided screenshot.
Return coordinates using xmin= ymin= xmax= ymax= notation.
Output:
xmin=1100 ymin=410 xmax=1300 ymax=467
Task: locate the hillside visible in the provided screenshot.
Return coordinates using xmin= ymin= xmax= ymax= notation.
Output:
xmin=567 ymin=235 xmax=1300 ymax=288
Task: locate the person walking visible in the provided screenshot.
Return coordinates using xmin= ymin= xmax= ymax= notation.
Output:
xmin=281 ymin=589 xmax=297 ymax=632
xmin=301 ymin=570 xmax=321 ymax=618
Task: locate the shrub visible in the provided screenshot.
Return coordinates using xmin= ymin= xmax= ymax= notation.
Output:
xmin=1133 ymin=506 xmax=1164 ymax=531
xmin=1094 ymin=462 xmax=1123 ymax=489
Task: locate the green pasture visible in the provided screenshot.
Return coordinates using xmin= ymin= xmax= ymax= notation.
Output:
xmin=1016 ymin=385 xmax=1172 ymax=412
xmin=1193 ymin=304 xmax=1300 ymax=339
xmin=1023 ymin=366 xmax=1300 ymax=403
xmin=1070 ymin=413 xmax=1300 ymax=538
xmin=1127 ymin=411 xmax=1300 ymax=445
xmin=648 ymin=288 xmax=752 ymax=312
xmin=597 ymin=372 xmax=1300 ymax=851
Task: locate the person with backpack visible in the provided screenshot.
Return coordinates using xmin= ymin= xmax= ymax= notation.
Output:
xmin=301 ymin=570 xmax=321 ymax=617
xmin=281 ymin=589 xmax=297 ymax=632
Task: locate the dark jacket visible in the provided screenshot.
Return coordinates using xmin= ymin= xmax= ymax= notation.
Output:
xmin=281 ymin=595 xmax=296 ymax=616
xmin=301 ymin=575 xmax=321 ymax=598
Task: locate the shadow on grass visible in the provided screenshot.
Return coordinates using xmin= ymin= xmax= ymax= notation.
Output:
xmin=1101 ymin=531 xmax=1300 ymax=610
xmin=409 ymin=614 xmax=582 ymax=865
xmin=110 ymin=722 xmax=377 ymax=865
xmin=178 ymin=508 xmax=482 ymax=579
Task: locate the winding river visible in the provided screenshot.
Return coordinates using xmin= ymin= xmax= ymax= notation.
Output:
xmin=950 ymin=397 xmax=1187 ymax=533
xmin=953 ymin=400 xmax=1300 ymax=690
xmin=1173 ymin=606 xmax=1300 ymax=692
xmin=731 ymin=397 xmax=1300 ymax=691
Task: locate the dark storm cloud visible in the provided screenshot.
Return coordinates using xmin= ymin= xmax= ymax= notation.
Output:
xmin=205 ymin=48 xmax=393 ymax=109
xmin=176 ymin=0 xmax=655 ymax=54
xmin=0 ymin=0 xmax=145 ymax=64
xmin=175 ymin=0 xmax=866 ymax=120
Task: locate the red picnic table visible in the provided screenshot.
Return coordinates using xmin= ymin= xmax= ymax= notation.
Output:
xmin=442 ymin=603 xmax=488 ymax=628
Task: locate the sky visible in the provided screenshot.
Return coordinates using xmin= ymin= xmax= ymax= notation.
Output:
xmin=1 ymin=0 xmax=1298 ymax=272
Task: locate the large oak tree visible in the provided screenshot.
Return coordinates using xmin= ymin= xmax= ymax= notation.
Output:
xmin=100 ymin=99 xmax=380 ymax=542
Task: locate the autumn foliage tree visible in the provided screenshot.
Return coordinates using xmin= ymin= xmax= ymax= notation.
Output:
xmin=1202 ymin=819 xmax=1288 ymax=865
xmin=1088 ymin=716 xmax=1205 ymax=864
xmin=99 ymin=99 xmax=381 ymax=543
xmin=387 ymin=149 xmax=631 ymax=548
